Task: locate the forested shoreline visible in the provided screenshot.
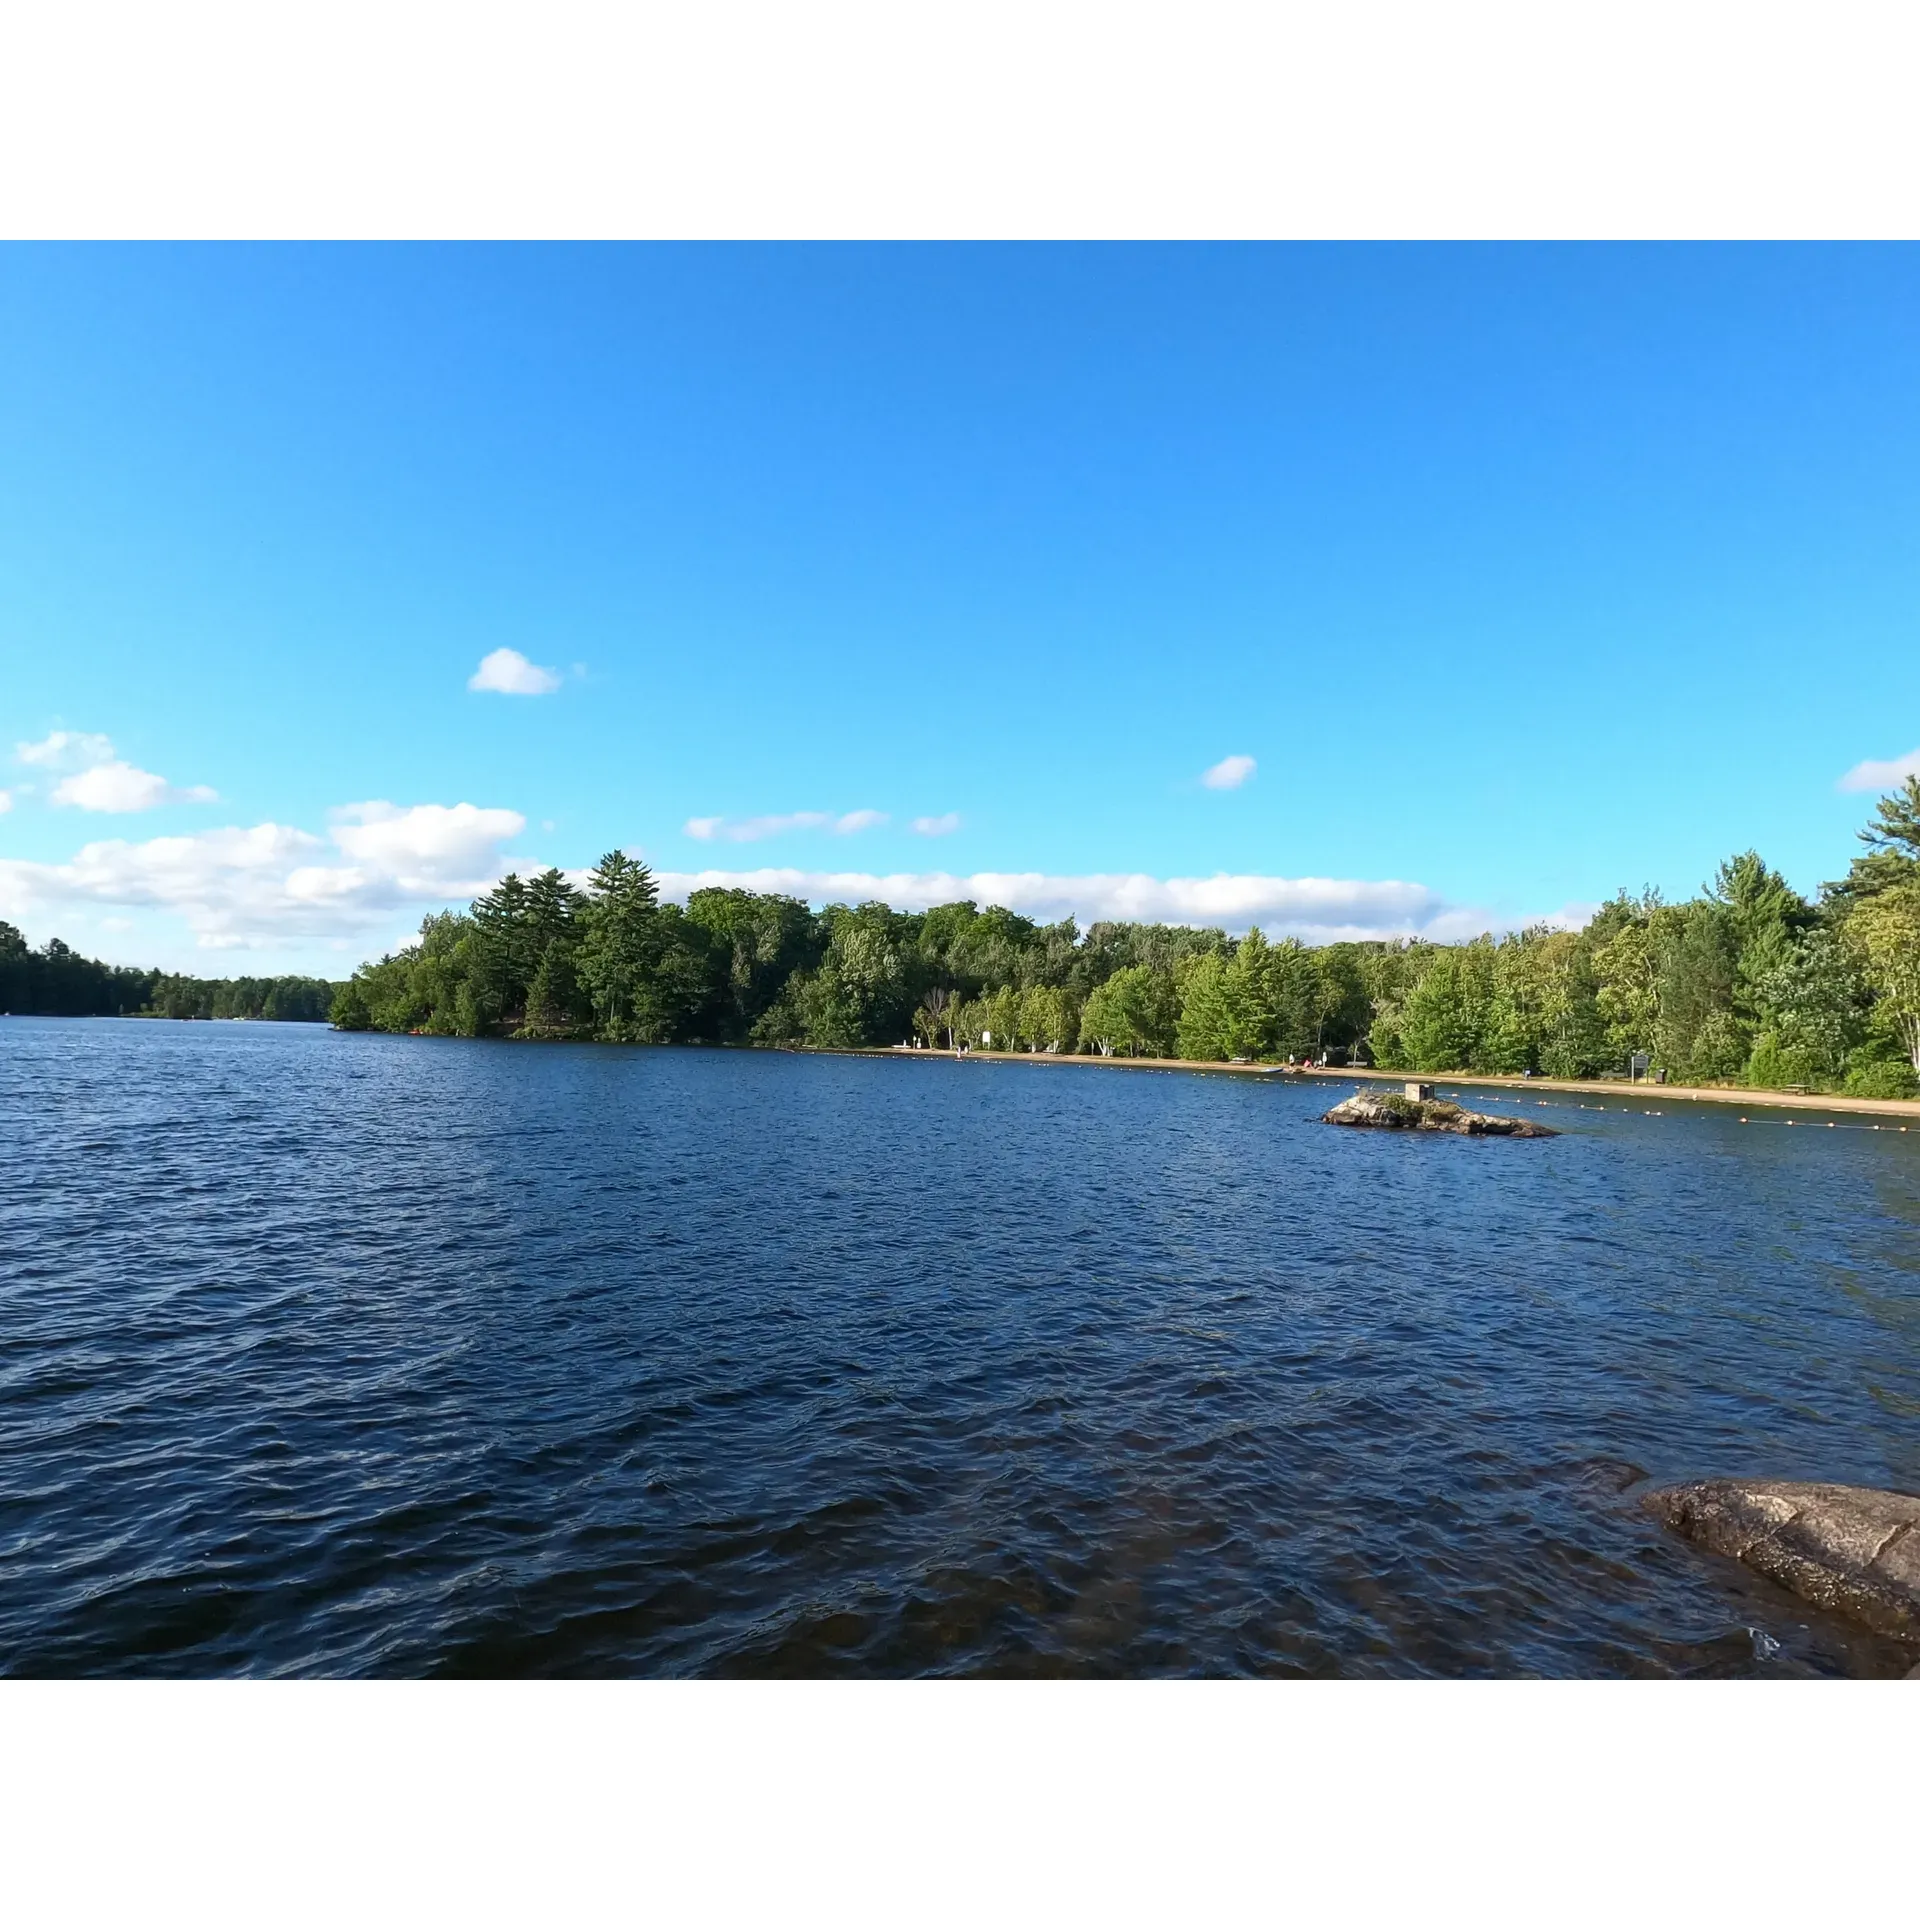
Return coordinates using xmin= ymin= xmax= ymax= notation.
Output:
xmin=0 ymin=922 xmax=338 ymax=1022
xmin=331 ymin=781 xmax=1920 ymax=1099
xmin=9 ymin=784 xmax=1917 ymax=1094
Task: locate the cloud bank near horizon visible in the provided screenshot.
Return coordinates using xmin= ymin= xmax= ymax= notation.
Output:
xmin=0 ymin=805 xmax=1586 ymax=956
xmin=650 ymin=866 xmax=1586 ymax=944
xmin=0 ymin=723 xmax=1580 ymax=955
xmin=0 ymin=801 xmax=525 ymax=950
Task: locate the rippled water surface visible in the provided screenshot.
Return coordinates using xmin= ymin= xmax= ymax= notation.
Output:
xmin=5 ymin=1018 xmax=1920 ymax=1678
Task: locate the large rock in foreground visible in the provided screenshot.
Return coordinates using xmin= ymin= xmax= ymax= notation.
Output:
xmin=1320 ymin=1091 xmax=1558 ymax=1137
xmin=1648 ymin=1479 xmax=1920 ymax=1644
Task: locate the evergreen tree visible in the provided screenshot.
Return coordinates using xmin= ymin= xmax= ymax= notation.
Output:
xmin=1175 ymin=952 xmax=1239 ymax=1060
xmin=469 ymin=874 xmax=536 ymax=1026
xmin=524 ymin=940 xmax=585 ymax=1037
xmin=577 ymin=850 xmax=660 ymax=1041
xmin=1398 ymin=941 xmax=1496 ymax=1071
xmin=299 ymin=782 xmax=1920 ymax=1104
xmin=526 ymin=867 xmax=581 ymax=944
xmin=1827 ymin=774 xmax=1920 ymax=906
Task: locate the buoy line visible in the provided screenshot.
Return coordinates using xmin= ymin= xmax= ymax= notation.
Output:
xmin=1422 ymin=1085 xmax=1912 ymax=1134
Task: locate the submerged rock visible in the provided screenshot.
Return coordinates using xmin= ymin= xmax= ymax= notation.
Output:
xmin=1647 ymin=1478 xmax=1920 ymax=1644
xmin=1319 ymin=1091 xmax=1558 ymax=1137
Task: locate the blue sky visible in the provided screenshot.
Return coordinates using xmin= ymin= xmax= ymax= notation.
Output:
xmin=3 ymin=244 xmax=1917 ymax=973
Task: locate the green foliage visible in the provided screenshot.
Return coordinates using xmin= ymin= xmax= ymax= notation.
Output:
xmin=0 ymin=920 xmax=339 ymax=1021
xmin=1309 ymin=943 xmax=1373 ymax=1053
xmin=1826 ymin=774 xmax=1920 ymax=907
xmin=1397 ymin=940 xmax=1497 ymax=1071
xmin=146 ymin=973 xmax=340 ymax=1021
xmin=329 ymin=979 xmax=373 ymax=1030
xmin=684 ymin=887 xmax=818 ymax=1039
xmin=142 ymin=785 xmax=1908 ymax=1108
xmin=1589 ymin=895 xmax=1660 ymax=1058
xmin=799 ymin=903 xmax=921 ymax=1047
xmin=1017 ymin=983 xmax=1077 ymax=1051
xmin=911 ymin=984 xmax=958 ymax=1049
xmin=949 ymin=991 xmax=989 ymax=1051
xmin=577 ymin=851 xmax=662 ymax=1041
xmin=1649 ymin=902 xmax=1741 ymax=1079
xmin=749 ymin=978 xmax=811 ymax=1047
xmin=1746 ymin=928 xmax=1867 ymax=1085
xmin=1503 ymin=929 xmax=1609 ymax=1078
xmin=1174 ymin=951 xmax=1238 ymax=1060
xmin=18 ymin=782 xmax=1920 ymax=1107
xmin=919 ymin=902 xmax=1057 ymax=997
xmin=1843 ymin=1054 xmax=1920 ymax=1100
xmin=979 ymin=982 xmax=1021 ymax=1051
xmin=18 ymin=766 xmax=1920 ymax=1110
xmin=1076 ymin=921 xmax=1226 ymax=988
xmin=1173 ymin=930 xmax=1319 ymax=1061
xmin=1361 ymin=941 xmax=1437 ymax=1069
xmin=1079 ymin=965 xmax=1178 ymax=1057
xmin=1848 ymin=881 xmax=1920 ymax=1076
xmin=524 ymin=941 xmax=587 ymax=1038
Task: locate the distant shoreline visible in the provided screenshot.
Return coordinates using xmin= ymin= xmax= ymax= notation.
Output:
xmin=848 ymin=1046 xmax=1920 ymax=1121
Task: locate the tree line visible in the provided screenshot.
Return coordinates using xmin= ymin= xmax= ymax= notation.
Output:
xmin=329 ymin=780 xmax=1920 ymax=1098
xmin=0 ymin=921 xmax=339 ymax=1022
xmin=144 ymin=974 xmax=339 ymax=1021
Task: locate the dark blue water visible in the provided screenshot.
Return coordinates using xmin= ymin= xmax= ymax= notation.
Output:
xmin=4 ymin=1019 xmax=1919 ymax=1677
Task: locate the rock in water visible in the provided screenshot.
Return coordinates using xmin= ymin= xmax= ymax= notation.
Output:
xmin=1319 ymin=1091 xmax=1558 ymax=1137
xmin=1647 ymin=1479 xmax=1920 ymax=1644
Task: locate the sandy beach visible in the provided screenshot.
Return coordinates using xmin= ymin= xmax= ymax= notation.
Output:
xmin=868 ymin=1045 xmax=1920 ymax=1122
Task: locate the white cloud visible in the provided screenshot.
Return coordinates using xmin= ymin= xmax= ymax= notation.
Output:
xmin=16 ymin=731 xmax=217 ymax=812
xmin=647 ymin=866 xmax=1499 ymax=943
xmin=683 ymin=809 xmax=889 ymax=843
xmin=16 ymin=730 xmax=113 ymax=769
xmin=1 ymin=823 xmax=323 ymax=946
xmin=0 ymin=791 xmax=11 ymax=814
xmin=51 ymin=762 xmax=219 ymax=813
xmin=468 ymin=647 xmax=563 ymax=696
xmin=0 ymin=801 xmax=526 ymax=949
xmin=328 ymin=801 xmax=527 ymax=893
xmin=912 ymin=812 xmax=962 ymax=836
xmin=1838 ymin=747 xmax=1920 ymax=793
xmin=1201 ymin=754 xmax=1257 ymax=790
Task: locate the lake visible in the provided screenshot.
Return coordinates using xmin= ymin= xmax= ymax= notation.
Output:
xmin=4 ymin=1017 xmax=1918 ymax=1677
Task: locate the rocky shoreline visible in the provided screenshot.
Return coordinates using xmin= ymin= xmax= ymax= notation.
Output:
xmin=1648 ymin=1478 xmax=1920 ymax=1653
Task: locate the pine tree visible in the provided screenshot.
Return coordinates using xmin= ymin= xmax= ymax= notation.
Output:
xmin=1828 ymin=775 xmax=1920 ymax=906
xmin=578 ymin=850 xmax=661 ymax=1040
